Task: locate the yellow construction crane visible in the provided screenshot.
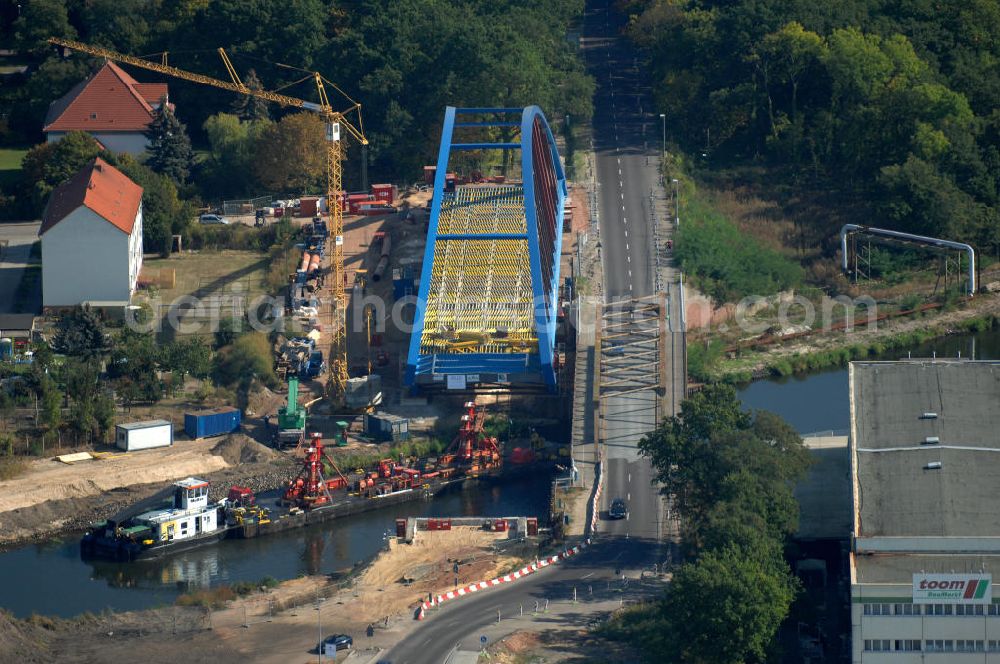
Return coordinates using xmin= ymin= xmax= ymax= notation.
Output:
xmin=48 ymin=37 xmax=367 ymax=404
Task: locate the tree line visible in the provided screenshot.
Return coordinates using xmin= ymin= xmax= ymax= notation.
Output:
xmin=625 ymin=0 xmax=1000 ymax=254
xmin=1 ymin=0 xmax=593 ymax=201
xmin=603 ymin=385 xmax=812 ymax=663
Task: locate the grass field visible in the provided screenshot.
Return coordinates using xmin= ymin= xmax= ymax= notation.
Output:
xmin=0 ymin=148 xmax=27 ymax=171
xmin=140 ymin=250 xmax=271 ymax=342
xmin=0 ymin=148 xmax=27 ymax=189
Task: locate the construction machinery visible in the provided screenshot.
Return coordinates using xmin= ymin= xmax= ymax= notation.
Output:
xmin=282 ymin=432 xmax=350 ymax=509
xmin=276 ymin=376 xmax=307 ymax=447
xmin=440 ymin=402 xmax=501 ymax=475
xmin=48 ymin=37 xmax=367 ymax=405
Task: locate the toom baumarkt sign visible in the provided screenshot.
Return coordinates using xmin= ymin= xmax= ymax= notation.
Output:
xmin=912 ymin=574 xmax=992 ymax=604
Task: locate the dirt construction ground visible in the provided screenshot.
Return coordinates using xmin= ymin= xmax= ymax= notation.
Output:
xmin=0 ymin=527 xmax=527 ymax=664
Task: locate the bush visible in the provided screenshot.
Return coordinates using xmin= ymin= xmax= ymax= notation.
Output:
xmin=687 ymin=338 xmax=725 ymax=381
xmin=674 ymin=198 xmax=803 ymax=303
xmin=176 ymin=585 xmax=236 ymax=608
xmin=0 ymin=456 xmax=27 ymax=480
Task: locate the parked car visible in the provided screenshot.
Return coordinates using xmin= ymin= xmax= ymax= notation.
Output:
xmin=319 ymin=634 xmax=352 ymax=655
xmin=609 ymin=498 xmax=628 ymax=520
xmin=199 ymin=213 xmax=230 ymax=225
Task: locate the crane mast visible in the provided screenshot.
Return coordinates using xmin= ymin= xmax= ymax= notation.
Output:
xmin=48 ymin=37 xmax=365 ymax=404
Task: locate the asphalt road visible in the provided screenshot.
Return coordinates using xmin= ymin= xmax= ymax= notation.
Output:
xmin=380 ymin=2 xmax=676 ymax=661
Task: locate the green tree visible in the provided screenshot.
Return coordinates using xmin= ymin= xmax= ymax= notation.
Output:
xmin=660 ymin=546 xmax=797 ymax=664
xmin=163 ymin=338 xmax=212 ymax=380
xmin=51 ymin=307 xmax=106 ymax=358
xmin=211 ymin=332 xmax=275 ymax=388
xmin=81 ymin=0 xmax=150 ymax=54
xmin=145 ymin=101 xmax=193 ymax=185
xmin=638 ymin=384 xmax=810 ymax=525
xmin=13 ymin=0 xmax=76 ymax=57
xmin=231 ymin=69 xmax=271 ymax=121
xmin=252 ymin=113 xmax=326 ymax=193
xmin=201 ymin=113 xmax=270 ymax=197
xmin=39 ymin=377 xmax=63 ymax=435
xmin=214 ymin=317 xmax=242 ymax=350
xmin=112 ymin=154 xmax=192 ymax=254
xmin=22 ymin=132 xmax=109 ymax=213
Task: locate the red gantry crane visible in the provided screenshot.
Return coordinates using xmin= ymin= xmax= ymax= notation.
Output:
xmin=283 ymin=432 xmax=350 ymax=509
xmin=440 ymin=402 xmax=501 ymax=473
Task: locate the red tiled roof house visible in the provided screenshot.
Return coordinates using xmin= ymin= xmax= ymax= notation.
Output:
xmin=39 ymin=158 xmax=144 ymax=307
xmin=43 ymin=62 xmax=169 ymax=155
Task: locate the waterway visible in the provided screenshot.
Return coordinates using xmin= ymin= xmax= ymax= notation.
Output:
xmin=737 ymin=328 xmax=1000 ymax=433
xmin=0 ymin=474 xmax=551 ymax=618
xmin=2 ymin=328 xmax=998 ymax=619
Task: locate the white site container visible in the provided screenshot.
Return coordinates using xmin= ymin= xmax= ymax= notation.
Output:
xmin=115 ymin=420 xmax=174 ymax=452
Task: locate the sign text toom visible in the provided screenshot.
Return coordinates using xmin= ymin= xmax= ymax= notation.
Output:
xmin=912 ymin=574 xmax=993 ymax=604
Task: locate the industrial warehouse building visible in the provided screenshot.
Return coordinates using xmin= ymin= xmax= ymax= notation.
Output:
xmin=39 ymin=157 xmax=144 ymax=309
xmin=43 ymin=61 xmax=170 ymax=155
xmin=851 ymin=360 xmax=1000 ymax=662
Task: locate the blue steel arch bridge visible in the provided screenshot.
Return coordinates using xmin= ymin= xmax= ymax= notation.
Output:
xmin=405 ymin=106 xmax=567 ymax=391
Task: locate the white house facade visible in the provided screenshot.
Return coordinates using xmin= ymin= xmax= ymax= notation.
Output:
xmin=39 ymin=158 xmax=144 ymax=308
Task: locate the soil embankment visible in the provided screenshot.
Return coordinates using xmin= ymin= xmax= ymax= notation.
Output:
xmin=0 ymin=435 xmax=295 ymax=550
xmin=0 ymin=526 xmax=528 ymax=664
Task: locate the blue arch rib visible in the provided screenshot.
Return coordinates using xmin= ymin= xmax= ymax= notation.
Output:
xmin=405 ymin=106 xmax=567 ymax=389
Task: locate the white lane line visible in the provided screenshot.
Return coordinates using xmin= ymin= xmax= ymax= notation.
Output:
xmin=626 ymin=255 xmax=631 ymax=263
xmin=620 ymin=192 xmax=624 ymax=200
xmin=624 ymin=229 xmax=628 ymax=237
xmin=628 ymin=473 xmax=631 ymax=482
xmin=628 ymin=269 xmax=632 ymax=278
xmin=627 ymin=492 xmax=631 ymax=501
xmin=618 ymin=168 xmax=622 ymax=176
xmin=625 ymin=242 xmax=629 ymax=251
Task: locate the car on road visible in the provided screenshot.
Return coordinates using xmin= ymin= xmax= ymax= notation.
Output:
xmin=199 ymin=213 xmax=230 ymax=225
xmin=319 ymin=634 xmax=352 ymax=655
xmin=609 ymin=498 xmax=628 ymax=520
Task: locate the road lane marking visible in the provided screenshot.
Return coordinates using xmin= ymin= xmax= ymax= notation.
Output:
xmin=625 ymin=242 xmax=629 ymax=250
xmin=627 ymin=492 xmax=631 ymax=500
xmin=628 ymin=473 xmax=631 ymax=482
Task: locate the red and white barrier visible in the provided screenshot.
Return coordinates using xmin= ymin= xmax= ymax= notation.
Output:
xmin=589 ymin=460 xmax=604 ymax=535
xmin=417 ymin=539 xmax=591 ymax=615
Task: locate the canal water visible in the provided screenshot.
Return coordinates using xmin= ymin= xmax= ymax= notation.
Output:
xmin=2 ymin=328 xmax=998 ymax=619
xmin=0 ymin=474 xmax=550 ymax=618
xmin=738 ymin=328 xmax=1000 ymax=434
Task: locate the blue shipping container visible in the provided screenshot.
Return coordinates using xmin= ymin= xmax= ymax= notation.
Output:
xmin=184 ymin=407 xmax=241 ymax=439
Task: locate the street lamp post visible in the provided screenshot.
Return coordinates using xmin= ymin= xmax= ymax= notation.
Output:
xmin=658 ymin=114 xmax=666 ymax=162
xmin=315 ymin=597 xmax=325 ymax=664
xmin=672 ymin=178 xmax=680 ymax=226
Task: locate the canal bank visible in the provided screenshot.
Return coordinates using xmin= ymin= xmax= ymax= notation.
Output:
xmin=0 ymin=471 xmax=552 ymax=619
xmin=705 ymin=300 xmax=1000 ymax=383
xmin=737 ymin=326 xmax=1000 ymax=432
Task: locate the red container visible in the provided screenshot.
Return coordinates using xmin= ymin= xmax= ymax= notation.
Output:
xmin=347 ymin=193 xmax=374 ymax=215
xmin=274 ymin=207 xmax=284 ymax=218
xmin=396 ymin=518 xmax=407 ymax=538
xmin=371 ymin=184 xmax=397 ymax=204
xmin=423 ymin=166 xmax=436 ymax=184
xmin=494 ymin=519 xmax=507 ymax=532
xmin=299 ymin=197 xmax=319 ymax=217
xmin=527 ymin=517 xmax=538 ymax=536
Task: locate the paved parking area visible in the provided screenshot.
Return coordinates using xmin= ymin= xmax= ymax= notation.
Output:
xmin=0 ymin=221 xmax=41 ymax=313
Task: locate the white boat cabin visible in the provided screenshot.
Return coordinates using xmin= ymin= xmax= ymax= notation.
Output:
xmin=136 ymin=477 xmax=220 ymax=543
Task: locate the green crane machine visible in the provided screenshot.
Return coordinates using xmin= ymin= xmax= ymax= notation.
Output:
xmin=276 ymin=377 xmax=307 ymax=447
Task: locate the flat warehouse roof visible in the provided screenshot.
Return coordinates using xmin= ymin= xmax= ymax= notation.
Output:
xmin=851 ymin=360 xmax=1000 ymax=539
xmin=855 ymin=553 xmax=1000 ymax=585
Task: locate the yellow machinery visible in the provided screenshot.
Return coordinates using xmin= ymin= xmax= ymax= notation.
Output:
xmin=48 ymin=37 xmax=367 ymax=404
